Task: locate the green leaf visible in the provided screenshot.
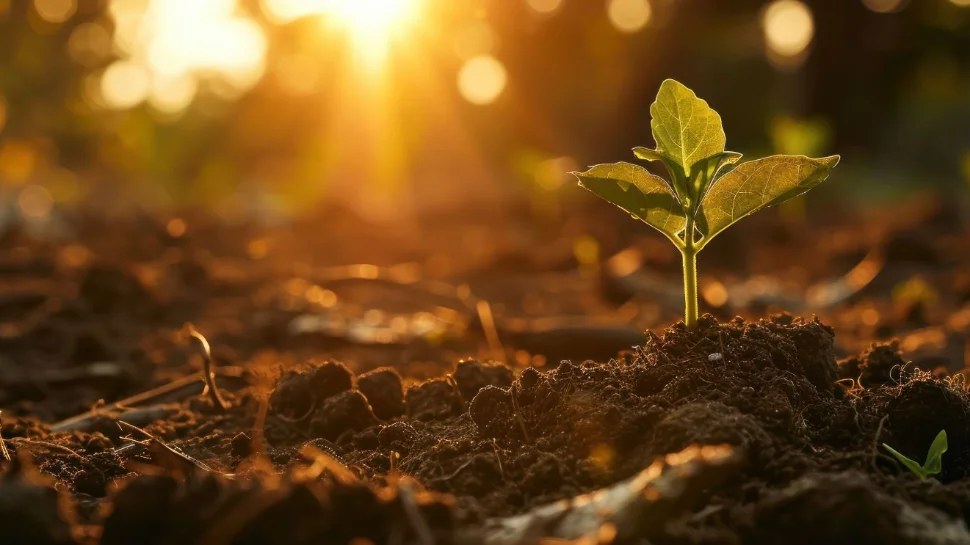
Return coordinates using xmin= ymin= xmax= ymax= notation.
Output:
xmin=696 ymin=154 xmax=839 ymax=246
xmin=693 ymin=151 xmax=743 ymax=202
xmin=573 ymin=162 xmax=686 ymax=246
xmin=882 ymin=443 xmax=929 ymax=479
xmin=632 ymin=146 xmax=685 ymax=198
xmin=632 ymin=146 xmax=668 ymax=165
xmin=882 ymin=429 xmax=947 ymax=480
xmin=923 ymin=430 xmax=948 ymax=476
xmin=650 ymin=79 xmax=726 ymax=177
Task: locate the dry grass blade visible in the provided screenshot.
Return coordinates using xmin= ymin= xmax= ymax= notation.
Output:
xmin=184 ymin=323 xmax=230 ymax=411
xmin=51 ymin=362 xmax=245 ymax=434
xmin=298 ymin=444 xmax=358 ymax=485
xmin=118 ymin=420 xmax=233 ymax=477
xmin=509 ymin=386 xmax=531 ymax=445
xmin=0 ymin=411 xmax=11 ymax=462
xmin=8 ymin=438 xmax=82 ymax=459
xmin=399 ymin=481 xmax=435 ymax=545
xmin=476 ymin=299 xmax=506 ymax=363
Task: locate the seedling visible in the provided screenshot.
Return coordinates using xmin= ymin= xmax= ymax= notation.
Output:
xmin=573 ymin=79 xmax=839 ymax=327
xmin=882 ymin=429 xmax=947 ymax=480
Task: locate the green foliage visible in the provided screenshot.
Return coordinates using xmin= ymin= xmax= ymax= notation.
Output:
xmin=573 ymin=79 xmax=839 ymax=327
xmin=883 ymin=430 xmax=948 ymax=480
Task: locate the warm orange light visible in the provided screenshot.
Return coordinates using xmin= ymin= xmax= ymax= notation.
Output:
xmin=861 ymin=0 xmax=907 ymax=13
xmin=458 ymin=55 xmax=507 ymax=105
xmin=18 ymin=185 xmax=54 ymax=219
xmin=607 ymin=0 xmax=652 ymax=34
xmin=262 ymin=0 xmax=423 ymax=69
xmin=527 ymin=0 xmax=563 ymax=14
xmin=100 ymin=60 xmax=150 ymax=109
xmin=325 ymin=0 xmax=423 ymax=67
xmin=108 ymin=0 xmax=267 ymax=112
xmin=34 ymin=0 xmax=75 ymax=23
xmin=761 ymin=0 xmax=814 ymax=59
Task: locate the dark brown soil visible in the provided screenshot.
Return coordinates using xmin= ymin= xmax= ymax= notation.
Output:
xmin=4 ymin=200 xmax=970 ymax=544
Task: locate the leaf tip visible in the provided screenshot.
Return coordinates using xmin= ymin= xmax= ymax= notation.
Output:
xmin=659 ymin=78 xmax=686 ymax=91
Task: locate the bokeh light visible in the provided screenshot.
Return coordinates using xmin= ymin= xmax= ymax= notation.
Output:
xmin=761 ymin=0 xmax=814 ymax=68
xmin=67 ymin=22 xmax=113 ymax=66
xmin=861 ymin=0 xmax=908 ymax=13
xmin=458 ymin=55 xmax=508 ymax=105
xmin=527 ymin=0 xmax=564 ymax=14
xmin=260 ymin=0 xmax=322 ymax=22
xmin=607 ymin=0 xmax=651 ymax=34
xmin=148 ymin=75 xmax=198 ymax=114
xmin=100 ymin=60 xmax=151 ymax=110
xmin=950 ymin=0 xmax=970 ymax=6
xmin=33 ymin=0 xmax=75 ymax=24
xmin=261 ymin=0 xmax=424 ymax=69
xmin=107 ymin=0 xmax=267 ymax=112
xmin=0 ymin=141 xmax=38 ymax=183
xmin=18 ymin=185 xmax=54 ymax=219
xmin=534 ymin=156 xmax=578 ymax=191
xmin=453 ymin=21 xmax=497 ymax=59
xmin=166 ymin=218 xmax=187 ymax=237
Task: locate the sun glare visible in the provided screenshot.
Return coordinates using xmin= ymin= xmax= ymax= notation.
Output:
xmin=263 ymin=0 xmax=423 ymax=68
xmin=325 ymin=0 xmax=422 ymax=65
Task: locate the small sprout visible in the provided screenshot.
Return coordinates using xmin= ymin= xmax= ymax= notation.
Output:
xmin=573 ymin=79 xmax=839 ymax=327
xmin=882 ymin=429 xmax=947 ymax=480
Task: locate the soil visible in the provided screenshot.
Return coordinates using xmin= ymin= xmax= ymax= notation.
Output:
xmin=3 ymin=198 xmax=970 ymax=544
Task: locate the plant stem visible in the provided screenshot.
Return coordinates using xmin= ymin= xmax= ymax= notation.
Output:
xmin=682 ymin=247 xmax=698 ymax=327
xmin=682 ymin=217 xmax=699 ymax=328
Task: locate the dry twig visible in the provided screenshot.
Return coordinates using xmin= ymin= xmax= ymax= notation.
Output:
xmin=184 ymin=323 xmax=229 ymax=411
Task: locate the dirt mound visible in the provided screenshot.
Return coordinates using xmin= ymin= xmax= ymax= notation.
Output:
xmin=7 ymin=315 xmax=970 ymax=544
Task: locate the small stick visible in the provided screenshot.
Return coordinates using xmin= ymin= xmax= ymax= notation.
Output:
xmin=9 ymin=438 xmax=82 ymax=459
xmin=0 ymin=411 xmax=10 ymax=462
xmin=476 ymin=300 xmax=506 ymax=363
xmin=871 ymin=414 xmax=889 ymax=473
xmin=398 ymin=482 xmax=435 ymax=545
xmin=439 ymin=458 xmax=476 ymax=481
xmin=298 ymin=445 xmax=357 ymax=484
xmin=445 ymin=374 xmax=465 ymax=411
xmin=509 ymin=385 xmax=531 ymax=445
xmin=118 ymin=420 xmax=230 ymax=477
xmin=251 ymin=395 xmax=269 ymax=457
xmin=718 ymin=330 xmax=727 ymax=364
xmin=492 ymin=438 xmax=505 ymax=481
xmin=184 ymin=324 xmax=229 ymax=411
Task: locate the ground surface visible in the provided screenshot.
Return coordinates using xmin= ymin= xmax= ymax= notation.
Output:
xmin=2 ymin=197 xmax=970 ymax=544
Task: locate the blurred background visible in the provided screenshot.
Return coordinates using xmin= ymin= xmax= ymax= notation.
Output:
xmin=4 ymin=0 xmax=970 ymax=419
xmin=1 ymin=0 xmax=969 ymax=228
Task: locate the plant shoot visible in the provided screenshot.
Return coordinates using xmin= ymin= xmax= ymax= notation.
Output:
xmin=883 ymin=429 xmax=948 ymax=480
xmin=573 ymin=79 xmax=839 ymax=327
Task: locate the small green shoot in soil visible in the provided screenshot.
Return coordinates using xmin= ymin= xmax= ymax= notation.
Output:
xmin=572 ymin=79 xmax=839 ymax=327
xmin=883 ymin=429 xmax=947 ymax=480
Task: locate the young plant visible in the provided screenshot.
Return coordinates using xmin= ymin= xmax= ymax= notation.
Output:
xmin=573 ymin=79 xmax=839 ymax=327
xmin=882 ymin=429 xmax=947 ymax=480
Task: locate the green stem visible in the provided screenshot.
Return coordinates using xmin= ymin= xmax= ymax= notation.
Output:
xmin=682 ymin=247 xmax=698 ymax=328
xmin=682 ymin=217 xmax=699 ymax=328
